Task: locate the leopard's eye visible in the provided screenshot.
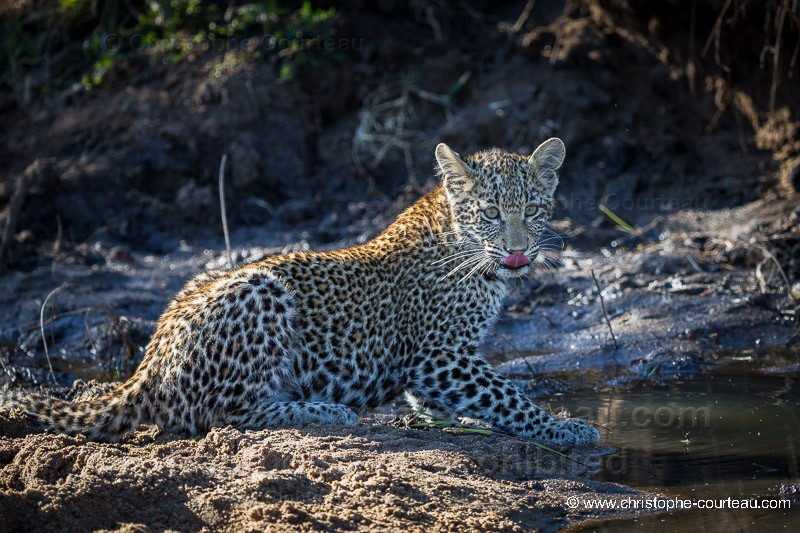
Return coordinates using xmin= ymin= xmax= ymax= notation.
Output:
xmin=483 ymin=206 xmax=501 ymax=220
xmin=525 ymin=204 xmax=541 ymax=217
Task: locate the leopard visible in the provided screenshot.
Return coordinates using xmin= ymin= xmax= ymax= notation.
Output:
xmin=1 ymin=137 xmax=600 ymax=447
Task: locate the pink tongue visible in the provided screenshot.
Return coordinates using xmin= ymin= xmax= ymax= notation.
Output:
xmin=503 ymin=253 xmax=530 ymax=268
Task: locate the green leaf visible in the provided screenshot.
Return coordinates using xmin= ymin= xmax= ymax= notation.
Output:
xmin=599 ymin=204 xmax=635 ymax=233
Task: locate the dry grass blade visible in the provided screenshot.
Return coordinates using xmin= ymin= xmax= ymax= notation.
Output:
xmin=352 ymin=75 xmax=469 ymax=181
xmin=218 ymin=153 xmax=233 ymax=269
xmin=591 ymin=270 xmax=619 ymax=350
xmin=408 ymin=409 xmax=590 ymax=466
xmin=40 ymin=284 xmax=66 ymax=385
xmin=701 ymin=0 xmax=733 ymax=71
xmin=498 ymin=333 xmax=538 ymax=377
xmin=512 ymin=0 xmax=536 ymax=33
xmin=352 ymin=84 xmax=418 ymax=175
xmin=737 ymin=238 xmax=796 ymax=302
xmin=768 ymin=0 xmax=790 ymax=113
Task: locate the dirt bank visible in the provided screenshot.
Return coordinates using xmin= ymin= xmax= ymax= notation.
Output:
xmin=0 ymin=407 xmax=659 ymax=532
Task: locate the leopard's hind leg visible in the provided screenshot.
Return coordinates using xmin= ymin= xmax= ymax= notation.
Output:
xmin=225 ymin=401 xmax=359 ymax=429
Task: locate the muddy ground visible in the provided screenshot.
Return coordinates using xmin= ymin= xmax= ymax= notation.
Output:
xmin=1 ymin=1 xmax=799 ymax=531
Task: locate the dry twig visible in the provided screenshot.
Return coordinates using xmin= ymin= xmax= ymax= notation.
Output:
xmin=737 ymin=238 xmax=796 ymax=302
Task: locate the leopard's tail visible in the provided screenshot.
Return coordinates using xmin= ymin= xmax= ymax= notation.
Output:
xmin=0 ymin=382 xmax=147 ymax=442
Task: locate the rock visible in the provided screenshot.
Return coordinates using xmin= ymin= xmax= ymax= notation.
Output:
xmin=791 ymin=282 xmax=800 ymax=301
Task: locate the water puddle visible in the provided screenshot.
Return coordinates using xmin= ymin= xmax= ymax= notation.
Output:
xmin=549 ymin=358 xmax=800 ymax=531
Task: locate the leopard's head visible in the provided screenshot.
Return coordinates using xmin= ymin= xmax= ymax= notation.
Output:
xmin=435 ymin=138 xmax=565 ymax=280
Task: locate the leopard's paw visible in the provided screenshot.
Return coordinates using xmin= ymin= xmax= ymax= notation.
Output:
xmin=539 ymin=417 xmax=600 ymax=447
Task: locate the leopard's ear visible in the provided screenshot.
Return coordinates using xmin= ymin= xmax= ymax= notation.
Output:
xmin=436 ymin=143 xmax=474 ymax=201
xmin=528 ymin=138 xmax=565 ymax=196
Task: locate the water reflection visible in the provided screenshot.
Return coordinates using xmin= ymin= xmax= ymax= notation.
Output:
xmin=553 ymin=367 xmax=800 ymax=531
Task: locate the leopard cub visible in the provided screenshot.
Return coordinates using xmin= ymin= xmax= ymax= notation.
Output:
xmin=2 ymin=138 xmax=600 ymax=447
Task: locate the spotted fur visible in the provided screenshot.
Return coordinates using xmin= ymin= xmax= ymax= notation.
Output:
xmin=1 ymin=138 xmax=599 ymax=447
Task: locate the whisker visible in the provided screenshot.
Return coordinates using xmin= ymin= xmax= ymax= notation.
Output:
xmin=443 ymin=254 xmax=486 ymax=279
xmin=537 ymin=245 xmax=564 ymax=254
xmin=540 ymin=254 xmax=563 ymax=266
xmin=539 ymin=255 xmax=560 ymax=268
xmin=479 ymin=259 xmax=495 ymax=276
xmin=482 ymin=243 xmax=505 ymax=255
xmin=537 ymin=240 xmax=563 ymax=248
xmin=539 ymin=235 xmax=564 ymax=249
xmin=537 ymin=236 xmax=565 ymax=247
xmin=543 ymin=226 xmax=565 ymax=238
xmin=539 ymin=250 xmax=561 ymax=258
xmin=539 ymin=231 xmax=563 ymax=239
xmin=539 ymin=244 xmax=562 ymax=253
xmin=432 ymin=248 xmax=485 ymax=265
xmin=535 ymin=255 xmax=564 ymax=281
xmin=458 ymin=257 xmax=491 ymax=283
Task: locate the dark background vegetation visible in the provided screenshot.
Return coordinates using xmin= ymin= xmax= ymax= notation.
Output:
xmin=1 ymin=0 xmax=798 ymax=275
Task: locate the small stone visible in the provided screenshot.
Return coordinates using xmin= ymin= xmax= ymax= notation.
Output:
xmin=791 ymin=282 xmax=800 ymax=301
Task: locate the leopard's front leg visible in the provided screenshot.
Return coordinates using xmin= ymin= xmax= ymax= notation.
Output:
xmin=406 ymin=349 xmax=600 ymax=447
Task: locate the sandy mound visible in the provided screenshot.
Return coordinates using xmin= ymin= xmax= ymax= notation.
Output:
xmin=0 ymin=412 xmax=654 ymax=532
